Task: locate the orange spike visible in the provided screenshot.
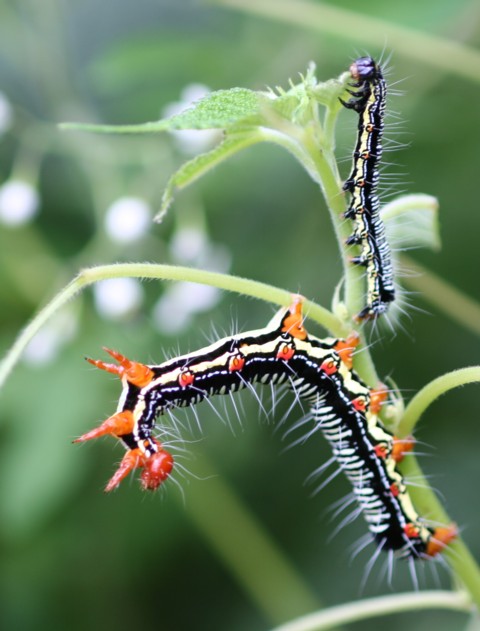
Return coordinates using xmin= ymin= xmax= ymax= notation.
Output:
xmin=282 ymin=298 xmax=307 ymax=340
xmin=73 ymin=411 xmax=135 ymax=443
xmin=369 ymin=384 xmax=389 ymax=414
xmin=87 ymin=348 xmax=154 ymax=387
xmin=391 ymin=436 xmax=415 ymax=463
xmin=141 ymin=449 xmax=174 ymax=490
xmin=105 ymin=449 xmax=147 ymax=492
xmin=334 ymin=332 xmax=360 ymax=369
xmin=86 ymin=356 xmax=123 ymax=378
xmin=426 ymin=524 xmax=458 ymax=557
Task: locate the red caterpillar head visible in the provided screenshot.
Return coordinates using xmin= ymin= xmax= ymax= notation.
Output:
xmin=104 ymin=443 xmax=174 ymax=493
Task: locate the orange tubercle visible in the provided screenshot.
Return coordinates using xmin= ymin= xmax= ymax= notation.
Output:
xmin=390 ymin=483 xmax=400 ymax=497
xmin=86 ymin=348 xmax=154 ymax=388
xmin=391 ymin=436 xmax=415 ymax=463
xmin=228 ymin=354 xmax=245 ymax=372
xmin=352 ymin=396 xmax=367 ymax=412
xmin=426 ymin=524 xmax=458 ymax=557
xmin=277 ymin=343 xmax=295 ymax=361
xmin=73 ymin=410 xmax=135 ymax=443
xmin=404 ymin=523 xmax=420 ymax=539
xmin=369 ymin=384 xmax=388 ymax=414
xmin=178 ymin=370 xmax=195 ymax=387
xmin=374 ymin=443 xmax=389 ymax=459
xmin=320 ymin=358 xmax=338 ymax=376
xmin=334 ymin=333 xmax=360 ymax=370
xmin=281 ymin=297 xmax=307 ymax=340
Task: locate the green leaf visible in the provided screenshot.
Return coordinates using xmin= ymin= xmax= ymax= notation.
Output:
xmin=60 ymin=88 xmax=267 ymax=135
xmin=381 ymin=193 xmax=441 ymax=251
xmin=156 ymin=131 xmax=265 ymax=221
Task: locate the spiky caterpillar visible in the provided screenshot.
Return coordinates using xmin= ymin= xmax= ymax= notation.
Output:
xmin=77 ymin=300 xmax=455 ymax=559
xmin=342 ymin=56 xmax=395 ymax=321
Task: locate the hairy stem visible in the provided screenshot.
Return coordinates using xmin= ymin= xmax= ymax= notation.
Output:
xmin=0 ymin=263 xmax=342 ymax=392
xmin=269 ymin=590 xmax=471 ymax=631
xmin=400 ymin=456 xmax=480 ymax=605
xmin=400 ymin=366 xmax=480 ymax=436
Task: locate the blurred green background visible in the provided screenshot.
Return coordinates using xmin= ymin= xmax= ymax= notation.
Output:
xmin=1 ymin=1 xmax=479 ymax=630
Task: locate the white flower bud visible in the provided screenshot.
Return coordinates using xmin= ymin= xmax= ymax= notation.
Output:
xmin=93 ymin=278 xmax=143 ymax=319
xmin=104 ymin=197 xmax=151 ymax=243
xmin=0 ymin=180 xmax=39 ymax=226
xmin=153 ymin=292 xmax=193 ymax=335
xmin=153 ymin=281 xmax=221 ymax=335
xmin=169 ymin=226 xmax=208 ymax=263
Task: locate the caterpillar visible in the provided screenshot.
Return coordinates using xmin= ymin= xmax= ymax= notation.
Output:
xmin=77 ymin=299 xmax=455 ymax=560
xmin=341 ymin=56 xmax=396 ymax=321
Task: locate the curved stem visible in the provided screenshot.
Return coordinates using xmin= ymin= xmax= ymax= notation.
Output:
xmin=396 ymin=368 xmax=480 ymax=604
xmin=269 ymin=590 xmax=471 ymax=631
xmin=217 ymin=0 xmax=480 ymax=84
xmin=0 ymin=263 xmax=342 ymax=392
xmin=399 ymin=366 xmax=480 ymax=436
xmin=399 ymin=456 xmax=480 ymax=606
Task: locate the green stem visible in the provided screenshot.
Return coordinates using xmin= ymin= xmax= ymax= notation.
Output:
xmin=298 ymin=127 xmax=378 ymax=385
xmin=269 ymin=590 xmax=471 ymax=631
xmin=216 ymin=0 xmax=480 ymax=84
xmin=396 ymin=368 xmax=480 ymax=605
xmin=300 ymin=128 xmax=364 ymax=319
xmin=400 ymin=367 xmax=480 ymax=436
xmin=262 ymin=115 xmax=378 ymax=385
xmin=400 ymin=457 xmax=480 ymax=606
xmin=0 ymin=263 xmax=342 ymax=392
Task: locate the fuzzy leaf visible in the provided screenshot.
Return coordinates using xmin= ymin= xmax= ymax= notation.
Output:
xmin=60 ymin=88 xmax=267 ymax=134
xmin=156 ymin=131 xmax=265 ymax=221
